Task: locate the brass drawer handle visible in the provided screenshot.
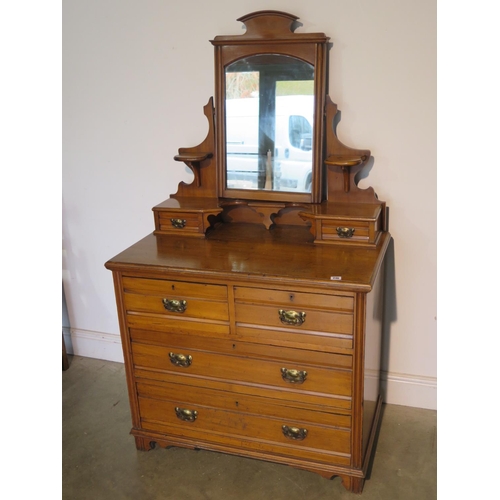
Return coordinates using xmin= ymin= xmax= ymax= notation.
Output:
xmin=175 ymin=407 xmax=198 ymax=422
xmin=278 ymin=309 xmax=306 ymax=326
xmin=281 ymin=367 xmax=307 ymax=384
xmin=169 ymin=352 xmax=192 ymax=367
xmin=162 ymin=298 xmax=187 ymax=313
xmin=171 ymin=218 xmax=187 ymax=229
xmin=282 ymin=425 xmax=308 ymax=441
xmin=336 ymin=227 xmax=355 ymax=238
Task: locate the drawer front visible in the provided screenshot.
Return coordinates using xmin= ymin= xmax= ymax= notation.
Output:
xmin=131 ymin=342 xmax=352 ymax=399
xmin=234 ymin=287 xmax=354 ymax=351
xmin=122 ymin=277 xmax=229 ymax=321
xmin=137 ymin=380 xmax=351 ymax=429
xmin=321 ymin=218 xmax=380 ymax=244
xmin=138 ymin=395 xmax=351 ymax=465
xmin=235 ymin=303 xmax=353 ymax=334
xmin=234 ymin=287 xmax=354 ymax=312
xmin=157 ymin=211 xmax=201 ymax=233
xmin=131 ymin=329 xmax=352 ymax=369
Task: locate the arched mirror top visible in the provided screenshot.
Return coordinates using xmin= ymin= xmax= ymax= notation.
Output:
xmin=212 ymin=11 xmax=329 ymax=203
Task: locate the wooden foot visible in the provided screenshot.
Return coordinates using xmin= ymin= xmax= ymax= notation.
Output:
xmin=134 ymin=436 xmax=155 ymax=451
xmin=340 ymin=475 xmax=365 ymax=494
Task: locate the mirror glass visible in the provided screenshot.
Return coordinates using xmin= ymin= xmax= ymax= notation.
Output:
xmin=225 ymin=55 xmax=314 ymax=193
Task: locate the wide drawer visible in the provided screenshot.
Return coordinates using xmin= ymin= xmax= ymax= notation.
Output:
xmin=138 ymin=394 xmax=351 ymax=465
xmin=131 ymin=342 xmax=352 ymax=399
xmin=136 ymin=379 xmax=351 ymax=428
xmin=130 ymin=329 xmax=353 ymax=370
xmin=122 ymin=277 xmax=229 ymax=321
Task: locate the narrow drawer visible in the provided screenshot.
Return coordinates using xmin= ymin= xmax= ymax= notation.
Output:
xmin=157 ymin=211 xmax=201 ymax=233
xmin=122 ymin=277 xmax=229 ymax=321
xmin=321 ymin=218 xmax=380 ymax=244
xmin=131 ymin=342 xmax=352 ymax=398
xmin=138 ymin=396 xmax=351 ymax=465
xmin=234 ymin=287 xmax=354 ymax=312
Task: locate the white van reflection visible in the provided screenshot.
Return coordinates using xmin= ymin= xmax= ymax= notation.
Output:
xmin=225 ymin=95 xmax=313 ymax=192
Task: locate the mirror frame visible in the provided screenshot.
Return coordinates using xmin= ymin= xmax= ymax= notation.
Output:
xmin=211 ymin=11 xmax=329 ymax=204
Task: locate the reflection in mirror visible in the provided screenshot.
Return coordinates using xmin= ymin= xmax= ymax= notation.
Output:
xmin=225 ymin=55 xmax=314 ymax=193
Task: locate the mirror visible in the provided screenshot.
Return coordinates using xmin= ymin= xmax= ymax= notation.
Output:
xmin=225 ymin=55 xmax=314 ymax=193
xmin=212 ymin=10 xmax=328 ymax=203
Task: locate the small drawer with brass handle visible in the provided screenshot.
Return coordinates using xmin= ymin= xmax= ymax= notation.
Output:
xmin=169 ymin=352 xmax=192 ymax=368
xmin=278 ymin=309 xmax=306 ymax=326
xmin=175 ymin=407 xmax=198 ymax=422
xmin=170 ymin=218 xmax=187 ymax=229
xmin=336 ymin=227 xmax=355 ymax=238
xmin=281 ymin=367 xmax=307 ymax=384
xmin=282 ymin=425 xmax=308 ymax=441
xmin=162 ymin=298 xmax=187 ymax=313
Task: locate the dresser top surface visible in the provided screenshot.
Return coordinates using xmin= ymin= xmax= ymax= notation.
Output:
xmin=105 ymin=224 xmax=391 ymax=292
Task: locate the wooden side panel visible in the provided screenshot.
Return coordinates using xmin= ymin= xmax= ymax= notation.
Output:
xmin=362 ymin=259 xmax=385 ymax=455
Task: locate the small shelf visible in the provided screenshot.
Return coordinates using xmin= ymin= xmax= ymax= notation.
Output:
xmin=324 ymin=154 xmax=367 ymax=167
xmin=174 ymin=152 xmax=213 ymax=187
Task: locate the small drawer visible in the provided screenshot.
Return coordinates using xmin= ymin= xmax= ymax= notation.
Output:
xmin=235 ymin=302 xmax=353 ymax=335
xmin=131 ymin=342 xmax=352 ymax=399
xmin=234 ymin=287 xmax=354 ymax=352
xmin=300 ymin=202 xmax=383 ymax=247
xmin=138 ymin=395 xmax=351 ymax=465
xmin=157 ymin=211 xmax=201 ymax=234
xmin=122 ymin=277 xmax=229 ymax=321
xmin=321 ymin=218 xmax=380 ymax=244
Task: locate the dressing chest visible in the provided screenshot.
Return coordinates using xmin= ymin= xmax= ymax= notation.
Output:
xmin=105 ymin=11 xmax=391 ymax=494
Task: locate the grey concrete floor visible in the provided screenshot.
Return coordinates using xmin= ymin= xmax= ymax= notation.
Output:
xmin=62 ymin=356 xmax=436 ymax=499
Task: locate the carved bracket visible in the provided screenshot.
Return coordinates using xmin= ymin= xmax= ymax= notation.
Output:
xmin=172 ymin=97 xmax=217 ymax=198
xmin=324 ymin=96 xmax=378 ymax=204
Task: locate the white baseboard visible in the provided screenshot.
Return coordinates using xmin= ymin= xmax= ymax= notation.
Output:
xmin=64 ymin=328 xmax=124 ymax=363
xmin=382 ymin=371 xmax=437 ymax=410
xmin=65 ymin=329 xmax=436 ymax=410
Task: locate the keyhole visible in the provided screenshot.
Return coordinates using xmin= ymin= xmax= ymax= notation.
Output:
xmin=172 ymin=285 xmax=175 ymax=290
xmin=289 ymin=294 xmax=294 ymax=301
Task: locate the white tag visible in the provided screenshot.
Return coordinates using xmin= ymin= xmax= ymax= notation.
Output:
xmin=330 ymin=276 xmax=342 ymax=281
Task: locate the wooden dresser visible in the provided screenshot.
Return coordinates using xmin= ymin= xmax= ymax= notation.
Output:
xmin=105 ymin=11 xmax=391 ymax=494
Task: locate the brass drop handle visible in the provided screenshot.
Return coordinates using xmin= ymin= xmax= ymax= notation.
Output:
xmin=171 ymin=218 xmax=187 ymax=229
xmin=336 ymin=227 xmax=355 ymax=238
xmin=169 ymin=352 xmax=192 ymax=368
xmin=278 ymin=309 xmax=306 ymax=326
xmin=281 ymin=367 xmax=307 ymax=384
xmin=282 ymin=425 xmax=308 ymax=441
xmin=175 ymin=407 xmax=198 ymax=422
xmin=162 ymin=298 xmax=187 ymax=313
